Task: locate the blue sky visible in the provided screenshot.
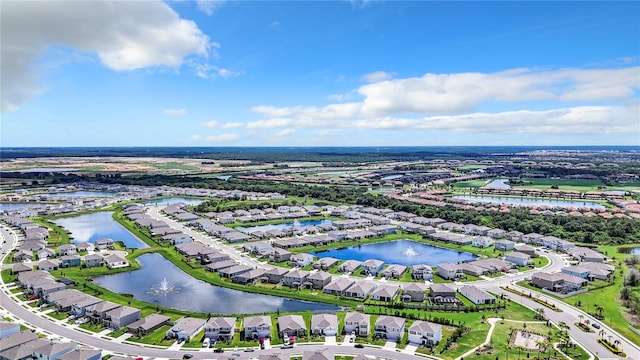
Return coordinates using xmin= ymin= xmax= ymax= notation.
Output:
xmin=2 ymin=0 xmax=639 ymax=147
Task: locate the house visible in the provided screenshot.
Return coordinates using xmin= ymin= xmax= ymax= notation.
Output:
xmin=323 ymin=277 xmax=354 ymax=296
xmin=345 ymin=282 xmax=377 ymax=299
xmin=58 ymin=244 xmax=77 ymax=256
xmin=268 ymin=248 xmax=292 ymax=263
xmin=95 ymin=238 xmax=114 ymax=250
xmin=522 ymin=233 xmax=544 ymax=244
xmin=278 ymin=315 xmax=306 ymax=337
xmin=458 ymin=285 xmax=495 ymax=305
xmin=408 ymin=321 xmax=442 ymax=346
xmin=531 ymin=272 xmax=587 ymax=292
xmin=264 ymin=267 xmax=289 ymax=284
xmin=0 ymin=338 xmax=50 ymax=360
xmin=165 ymin=317 xmax=206 ymax=342
xmin=307 ymin=271 xmax=332 ymax=290
xmin=104 ymin=254 xmax=129 ymax=269
xmin=472 ymin=236 xmax=494 ymax=248
xmin=380 ymin=264 xmax=407 ymax=279
xmin=38 ymin=248 xmax=56 ymax=260
xmin=402 ymin=282 xmax=427 ymax=302
xmin=11 ymin=263 xmax=32 ymax=275
xmin=459 ymin=262 xmax=486 ymax=277
xmin=204 ymin=260 xmax=236 ymax=272
xmin=514 ymin=244 xmax=537 ymax=257
xmin=127 ymin=314 xmax=170 ymax=336
xmin=338 ymin=260 xmax=362 ymax=273
xmin=290 ymin=253 xmax=314 ymax=267
xmin=312 ymin=257 xmax=339 ymax=270
xmin=232 ymin=268 xmax=266 ymax=284
xmin=311 ymin=313 xmax=338 ymax=336
xmin=244 ymin=315 xmax=272 ymax=340
xmin=38 ymin=259 xmax=60 ymax=271
xmin=370 ymin=284 xmax=400 ymax=302
xmin=60 ymin=255 xmax=81 ymax=268
xmin=83 ymin=254 xmax=104 ymax=268
xmin=494 ymin=240 xmax=515 ymax=251
xmin=437 ymin=263 xmax=462 ymax=280
xmin=12 ymin=250 xmax=33 ymax=262
xmin=86 ymin=301 xmax=120 ymax=322
xmin=361 ymin=259 xmax=384 ymax=276
xmin=412 ymin=264 xmax=433 ymax=281
xmin=283 ymin=269 xmax=310 ymax=288
xmin=76 ymin=242 xmax=94 ymax=252
xmin=343 ymin=312 xmax=370 ymax=337
xmin=505 ymin=231 xmax=524 ymax=242
xmin=71 ymin=296 xmax=103 ymax=318
xmin=429 ymin=284 xmax=456 ymax=299
xmin=505 ymin=252 xmax=531 ymax=267
xmin=0 ymin=330 xmax=38 ymax=351
xmin=219 ymin=264 xmax=251 ymax=278
xmin=205 ymin=317 xmax=236 ymax=341
xmin=487 ymin=229 xmax=506 ymax=239
xmin=374 ymin=315 xmax=405 ymax=341
xmin=301 ymin=348 xmax=334 ymax=360
xmin=104 ymin=306 xmax=140 ymax=330
xmin=58 ymin=348 xmax=102 ymax=360
xmin=0 ymin=321 xmax=20 ymax=338
xmin=32 ymin=342 xmax=77 ymax=360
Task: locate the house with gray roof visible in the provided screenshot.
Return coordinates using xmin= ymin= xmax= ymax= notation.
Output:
xmin=32 ymin=341 xmax=76 ymax=360
xmin=127 ymin=314 xmax=170 ymax=336
xmin=345 ymin=282 xmax=376 ymax=299
xmin=301 ymin=348 xmax=334 ymax=360
xmin=380 ymin=264 xmax=407 ymax=279
xmin=370 ymin=284 xmax=400 ymax=302
xmin=402 ymin=282 xmax=427 ymax=302
xmin=104 ymin=254 xmax=129 ymax=269
xmin=436 ymin=263 xmax=462 ymax=280
xmin=58 ymin=348 xmax=101 ymax=360
xmin=219 ymin=264 xmax=251 ymax=278
xmin=205 ymin=317 xmax=236 ymax=341
xmin=343 ymin=312 xmax=370 ymax=337
xmin=104 ymin=306 xmax=140 ymax=330
xmin=323 ymin=277 xmax=354 ymax=295
xmin=0 ymin=321 xmax=20 ymax=339
xmin=311 ymin=313 xmax=338 ymax=336
xmin=374 ymin=315 xmax=404 ymax=341
xmin=505 ymin=252 xmax=531 ymax=267
xmin=412 ymin=264 xmax=433 ymax=281
xmin=84 ymin=254 xmax=104 ymax=268
xmin=429 ymin=284 xmax=456 ymax=299
xmin=278 ymin=315 xmax=306 ymax=338
xmin=11 ymin=263 xmax=32 ymax=275
xmin=408 ymin=321 xmax=442 ymax=346
xmin=307 ymin=271 xmax=332 ymax=290
xmin=165 ymin=317 xmax=206 ymax=342
xmin=0 ymin=338 xmax=49 ymax=360
xmin=312 ymin=257 xmax=339 ymax=270
xmin=458 ymin=285 xmax=495 ymax=305
xmin=38 ymin=259 xmax=60 ymax=272
xmin=264 ymin=267 xmax=288 ymax=284
xmin=244 ymin=316 xmax=271 ymax=340
xmin=338 ymin=260 xmax=362 ymax=273
xmin=86 ymin=301 xmax=120 ymax=322
xmin=283 ymin=269 xmax=310 ymax=288
xmin=495 ymin=239 xmax=515 ymax=251
xmin=361 ymin=259 xmax=384 ymax=276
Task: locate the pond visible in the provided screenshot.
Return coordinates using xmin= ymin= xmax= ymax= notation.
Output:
xmin=380 ymin=174 xmax=403 ymax=181
xmin=452 ymin=195 xmax=606 ymax=210
xmin=141 ymin=197 xmax=204 ymax=206
xmin=53 ymin=211 xmax=148 ymax=248
xmin=0 ymin=203 xmax=42 ymax=211
xmin=237 ymin=219 xmax=333 ymax=234
xmin=485 ymin=179 xmax=511 ymax=189
xmin=48 ymin=191 xmax=117 ymax=197
xmin=310 ymin=239 xmax=477 ymax=266
xmin=631 ymin=248 xmax=640 ymax=256
xmin=93 ymin=253 xmax=340 ymax=314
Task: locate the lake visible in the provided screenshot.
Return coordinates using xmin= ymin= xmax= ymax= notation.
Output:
xmin=237 ymin=219 xmax=333 ymax=234
xmin=0 ymin=203 xmax=42 ymax=211
xmin=48 ymin=191 xmax=117 ymax=197
xmin=93 ymin=253 xmax=340 ymax=314
xmin=142 ymin=197 xmax=204 ymax=206
xmin=452 ymin=195 xmax=606 ymax=210
xmin=53 ymin=211 xmax=148 ymax=248
xmin=310 ymin=239 xmax=477 ymax=266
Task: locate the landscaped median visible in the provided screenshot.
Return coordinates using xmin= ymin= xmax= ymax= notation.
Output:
xmin=598 ymin=338 xmax=627 ymax=357
xmin=500 ymin=286 xmax=562 ymax=312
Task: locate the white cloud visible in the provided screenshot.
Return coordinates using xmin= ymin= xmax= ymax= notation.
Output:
xmin=361 ymin=71 xmax=393 ymax=83
xmin=252 ymin=66 xmax=639 ymax=121
xmin=163 ymin=108 xmax=187 ymax=116
xmin=190 ymin=61 xmax=243 ymax=79
xmin=196 ymin=0 xmax=227 ymax=15
xmin=1 ymin=0 xmax=212 ymax=112
xmin=201 ymin=121 xmax=244 ymax=128
xmin=205 ymin=133 xmax=239 ymax=142
xmin=246 ymin=104 xmax=638 ymax=135
xmin=275 ymin=129 xmax=296 ymax=137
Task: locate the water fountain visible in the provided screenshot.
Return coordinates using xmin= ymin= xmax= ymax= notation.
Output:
xmin=148 ymin=277 xmax=179 ymax=295
xmin=403 ymin=246 xmax=418 ymax=257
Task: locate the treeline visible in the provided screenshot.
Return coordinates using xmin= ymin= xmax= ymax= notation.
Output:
xmin=94 ymin=174 xmax=640 ymax=245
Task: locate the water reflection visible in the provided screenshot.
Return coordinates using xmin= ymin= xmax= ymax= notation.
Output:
xmin=452 ymin=195 xmax=606 ymax=210
xmin=141 ymin=197 xmax=204 ymax=206
xmin=53 ymin=211 xmax=148 ymax=248
xmin=94 ymin=253 xmax=339 ymax=314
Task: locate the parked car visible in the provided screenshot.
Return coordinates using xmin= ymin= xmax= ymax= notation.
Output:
xmin=182 ymin=354 xmax=192 ymax=359
xmin=592 ymin=323 xmax=601 ymax=329
xmin=213 ymin=348 xmax=224 ymax=353
xmin=354 ymin=344 xmax=364 ymax=348
xmin=244 ymin=348 xmax=255 ymax=352
xmin=280 ymin=344 xmax=293 ymax=349
xmin=202 ymin=338 xmax=210 ymax=348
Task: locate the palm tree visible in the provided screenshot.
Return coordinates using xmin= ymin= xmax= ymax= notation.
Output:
xmin=584 ymin=319 xmax=590 ymax=327
xmin=578 ymin=314 xmax=584 ymax=324
xmin=614 ymin=339 xmax=621 ymax=350
xmin=598 ymin=329 xmax=606 ymax=340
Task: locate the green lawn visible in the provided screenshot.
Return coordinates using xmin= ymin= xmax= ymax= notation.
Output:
xmin=152 ymin=162 xmax=200 ymax=171
xmin=452 ymin=179 xmax=491 ymax=189
xmin=127 ymin=325 xmax=174 ymax=347
xmin=511 ymin=178 xmax=605 ymax=192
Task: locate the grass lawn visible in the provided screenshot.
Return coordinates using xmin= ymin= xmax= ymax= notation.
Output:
xmin=452 ymin=179 xmax=491 ymax=189
xmin=152 ymin=162 xmax=200 ymax=171
xmin=510 ymin=178 xmax=605 ymax=192
xmin=108 ymin=327 xmax=129 ymax=338
xmin=47 ymin=311 xmax=69 ymax=320
xmin=79 ymin=322 xmax=106 ymax=333
xmin=181 ymin=329 xmax=206 ymax=348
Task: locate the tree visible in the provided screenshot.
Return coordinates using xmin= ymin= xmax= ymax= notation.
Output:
xmin=578 ymin=314 xmax=584 ymax=324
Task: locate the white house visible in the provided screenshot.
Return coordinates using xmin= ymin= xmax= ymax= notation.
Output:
xmin=408 ymin=321 xmax=442 ymax=346
xmin=472 ymin=236 xmax=494 ymax=248
xmin=374 ymin=315 xmax=404 ymax=341
xmin=244 ymin=316 xmax=271 ymax=340
xmin=505 ymin=252 xmax=531 ymax=267
xmin=311 ymin=313 xmax=338 ymax=336
xmin=343 ymin=312 xmax=370 ymax=337
xmin=458 ymin=285 xmax=496 ymax=305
